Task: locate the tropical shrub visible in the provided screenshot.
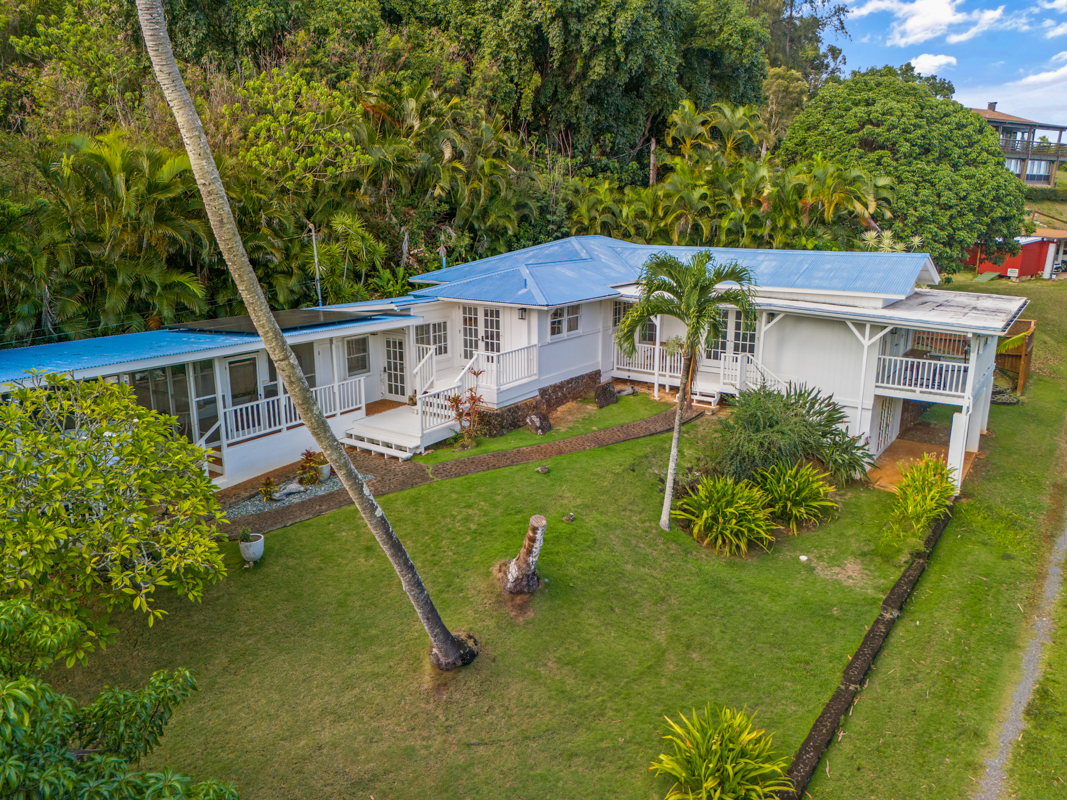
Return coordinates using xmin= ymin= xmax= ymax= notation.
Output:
xmin=650 ymin=705 xmax=793 ymax=800
xmin=713 ymin=385 xmax=873 ymax=484
xmin=891 ymin=454 xmax=955 ymax=538
xmin=758 ymin=463 xmax=836 ymax=533
xmin=672 ymin=476 xmax=775 ymax=557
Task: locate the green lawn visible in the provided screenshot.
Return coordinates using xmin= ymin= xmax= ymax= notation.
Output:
xmin=50 ymin=414 xmax=907 ymax=800
xmin=414 ymin=391 xmax=671 ymax=467
xmin=807 ymin=275 xmax=1067 ymax=799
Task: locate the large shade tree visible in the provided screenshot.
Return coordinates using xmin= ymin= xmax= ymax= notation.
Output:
xmin=134 ymin=0 xmax=477 ymax=670
xmin=617 ymin=251 xmax=756 ymax=530
xmin=778 ymin=74 xmax=1027 ymax=271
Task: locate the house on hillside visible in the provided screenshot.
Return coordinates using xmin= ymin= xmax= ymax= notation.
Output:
xmin=0 ymin=236 xmax=1028 ymax=491
xmin=971 ymin=102 xmax=1067 ymax=186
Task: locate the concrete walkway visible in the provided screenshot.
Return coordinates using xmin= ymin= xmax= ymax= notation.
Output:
xmin=234 ymin=406 xmax=704 ymax=535
xmin=973 ymin=515 xmax=1067 ymax=799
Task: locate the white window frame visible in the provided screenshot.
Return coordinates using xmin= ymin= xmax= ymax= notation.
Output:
xmin=344 ymin=336 xmax=371 ymax=377
xmin=550 ymin=304 xmax=582 ymax=338
xmin=415 ymin=321 xmax=448 ymax=356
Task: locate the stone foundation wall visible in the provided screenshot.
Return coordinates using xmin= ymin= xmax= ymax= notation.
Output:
xmin=480 ymin=370 xmax=602 ymax=437
xmin=899 ymin=399 xmax=933 ymax=433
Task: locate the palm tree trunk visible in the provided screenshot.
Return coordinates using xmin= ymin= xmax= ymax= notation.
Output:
xmin=134 ymin=0 xmax=476 ymax=671
xmin=659 ymin=352 xmax=693 ymax=531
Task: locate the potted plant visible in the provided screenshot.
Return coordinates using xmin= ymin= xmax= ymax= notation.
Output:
xmin=238 ymin=526 xmax=264 ymax=563
xmin=314 ymin=452 xmax=331 ymax=482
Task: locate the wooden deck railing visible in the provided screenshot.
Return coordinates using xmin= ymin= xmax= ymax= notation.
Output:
xmin=477 ymin=344 xmax=537 ymax=388
xmin=1000 ymin=138 xmax=1067 ymax=160
xmin=223 ymin=375 xmax=365 ymax=444
xmin=874 ymin=355 xmax=968 ymax=398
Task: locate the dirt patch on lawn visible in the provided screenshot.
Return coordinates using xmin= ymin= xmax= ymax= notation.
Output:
xmin=490 ymin=561 xmax=540 ymax=623
xmin=550 ymin=398 xmax=597 ymax=431
xmin=814 ymin=557 xmax=872 ymax=589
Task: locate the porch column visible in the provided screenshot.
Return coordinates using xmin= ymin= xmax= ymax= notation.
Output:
xmin=855 ymin=323 xmax=871 ymax=438
xmin=653 ymin=314 xmax=662 ymax=400
xmin=947 ymin=412 xmax=968 ymax=493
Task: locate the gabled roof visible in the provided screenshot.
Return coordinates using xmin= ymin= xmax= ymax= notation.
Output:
xmin=409 ymin=236 xmax=939 ymax=306
xmin=971 ymin=108 xmax=1067 ymax=131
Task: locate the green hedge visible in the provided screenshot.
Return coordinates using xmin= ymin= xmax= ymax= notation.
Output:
xmin=1024 ymin=187 xmax=1067 ymax=202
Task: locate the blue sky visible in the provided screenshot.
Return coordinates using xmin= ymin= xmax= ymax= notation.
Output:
xmin=834 ymin=0 xmax=1067 ymax=125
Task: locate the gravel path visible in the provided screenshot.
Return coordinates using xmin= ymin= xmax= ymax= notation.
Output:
xmin=225 ymin=474 xmax=354 ymax=519
xmin=973 ymin=515 xmax=1067 ymax=799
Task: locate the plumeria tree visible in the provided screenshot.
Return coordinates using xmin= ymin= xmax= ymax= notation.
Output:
xmin=617 ymin=252 xmax=756 ymax=530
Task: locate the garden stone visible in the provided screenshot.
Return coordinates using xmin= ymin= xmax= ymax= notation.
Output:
xmin=273 ymin=481 xmax=307 ymax=500
xmin=526 ymin=411 xmax=552 ymax=436
xmin=503 ymin=515 xmax=547 ymax=594
xmin=562 ymin=512 xmax=574 ymax=522
xmin=535 ymin=465 xmax=549 ymax=474
xmin=595 ymin=380 xmax=618 ymax=408
xmin=617 ymin=386 xmax=637 ymax=397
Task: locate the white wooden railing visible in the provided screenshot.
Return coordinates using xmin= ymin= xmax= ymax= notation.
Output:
xmin=743 ymin=357 xmax=788 ymax=393
xmin=614 ymin=343 xmax=658 ymax=374
xmin=614 ymin=346 xmax=787 ymax=394
xmin=414 ymin=345 xmax=436 ymax=395
xmin=478 ymin=344 xmax=538 ymax=388
xmin=418 ymin=354 xmax=480 ymax=432
xmin=875 ymin=355 xmax=968 ymax=397
xmin=223 ymin=375 xmax=366 ymax=443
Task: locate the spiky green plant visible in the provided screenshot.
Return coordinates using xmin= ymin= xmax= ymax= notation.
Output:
xmin=891 ymin=453 xmax=955 ymax=539
xmin=650 ymin=705 xmax=793 ymax=800
xmin=671 ymin=475 xmax=774 ymax=557
xmin=758 ymin=462 xmax=836 ymax=534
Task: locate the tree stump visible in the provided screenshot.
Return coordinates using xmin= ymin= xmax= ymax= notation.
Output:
xmin=503 ymin=515 xmax=547 ymax=594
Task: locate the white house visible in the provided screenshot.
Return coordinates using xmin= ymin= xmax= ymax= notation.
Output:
xmin=0 ymin=236 xmax=1027 ymax=489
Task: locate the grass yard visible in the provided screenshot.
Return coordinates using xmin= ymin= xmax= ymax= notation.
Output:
xmin=50 ymin=414 xmax=906 ymax=799
xmin=414 ymin=391 xmax=671 ymax=467
xmin=807 ymin=275 xmax=1067 ymax=799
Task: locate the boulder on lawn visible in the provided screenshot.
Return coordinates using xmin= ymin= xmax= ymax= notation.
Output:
xmin=526 ymin=411 xmax=552 ymax=436
xmin=617 ymin=385 xmax=637 ymax=397
xmin=595 ymin=380 xmax=618 ymax=408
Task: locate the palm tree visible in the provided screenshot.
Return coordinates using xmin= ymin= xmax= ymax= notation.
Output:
xmin=616 ymin=252 xmax=756 ymax=531
xmin=134 ymin=0 xmax=477 ymax=670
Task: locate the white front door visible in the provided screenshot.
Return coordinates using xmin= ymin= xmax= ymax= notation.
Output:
xmin=462 ymin=305 xmax=479 ymax=360
xmin=383 ymin=336 xmax=407 ymax=400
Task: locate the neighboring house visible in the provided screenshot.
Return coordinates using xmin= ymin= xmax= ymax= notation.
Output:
xmin=963 ymin=229 xmax=1067 ymax=278
xmin=970 ymin=102 xmax=1067 ymax=187
xmin=0 ymin=236 xmax=1028 ymax=490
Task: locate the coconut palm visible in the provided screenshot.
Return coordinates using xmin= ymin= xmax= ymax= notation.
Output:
xmin=617 ymin=252 xmax=757 ymax=530
xmin=134 ymin=0 xmax=477 ymax=670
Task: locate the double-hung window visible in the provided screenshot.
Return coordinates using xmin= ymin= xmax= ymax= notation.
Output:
xmin=550 ymin=305 xmax=581 ymax=336
xmin=415 ymin=321 xmax=448 ymax=356
xmin=612 ymin=300 xmax=633 ymax=329
xmin=345 ymin=336 xmax=370 ymax=377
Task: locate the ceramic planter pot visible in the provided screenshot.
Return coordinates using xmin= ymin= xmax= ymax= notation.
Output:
xmin=317 ymin=463 xmax=332 ymax=481
xmin=239 ymin=533 xmax=264 ymax=562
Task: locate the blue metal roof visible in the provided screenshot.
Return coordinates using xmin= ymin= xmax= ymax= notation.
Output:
xmin=0 ymin=331 xmax=255 ymax=384
xmin=410 ymin=235 xmax=937 ymax=306
xmin=0 ymin=314 xmax=419 ymax=384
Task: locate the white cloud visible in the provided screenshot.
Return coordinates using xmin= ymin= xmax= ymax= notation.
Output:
xmin=850 ymin=0 xmax=1028 ymax=46
xmin=1053 ymin=50 xmax=1067 ymax=62
xmin=1016 ymin=63 xmax=1067 ymax=85
xmin=1046 ymin=20 xmax=1067 ymax=35
xmin=910 ymin=53 xmax=959 ymax=73
xmin=1039 ymin=0 xmax=1067 ymax=11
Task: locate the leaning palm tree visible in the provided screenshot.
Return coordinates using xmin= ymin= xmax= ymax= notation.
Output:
xmin=134 ymin=0 xmax=476 ymax=670
xmin=617 ymin=252 xmax=757 ymax=531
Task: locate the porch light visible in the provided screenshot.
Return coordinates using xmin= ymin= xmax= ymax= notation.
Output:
xmin=518 ymin=308 xmax=527 ymax=320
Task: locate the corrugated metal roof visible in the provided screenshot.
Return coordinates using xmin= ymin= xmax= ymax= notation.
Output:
xmin=0 ymin=314 xmax=420 ymax=385
xmin=410 ymin=236 xmax=938 ymax=306
xmin=0 ymin=331 xmax=256 ymax=384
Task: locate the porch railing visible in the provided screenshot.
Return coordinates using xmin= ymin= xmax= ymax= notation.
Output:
xmin=875 ymin=355 xmax=968 ymax=397
xmin=478 ymin=344 xmax=538 ymax=388
xmin=417 ymin=354 xmax=479 ymax=432
xmin=614 ymin=343 xmax=659 ymax=374
xmin=909 ymin=331 xmax=970 ymax=359
xmin=223 ymin=375 xmax=366 ymax=444
xmin=414 ymin=345 xmax=436 ymax=395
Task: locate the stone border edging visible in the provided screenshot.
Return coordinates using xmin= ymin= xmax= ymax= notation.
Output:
xmin=780 ymin=500 xmax=957 ymax=798
xmin=234 ymin=406 xmax=704 ymax=536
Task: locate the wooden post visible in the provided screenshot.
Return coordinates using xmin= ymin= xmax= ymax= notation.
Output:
xmin=649 ymin=138 xmax=657 ymax=185
xmin=504 ymin=515 xmax=547 ymax=594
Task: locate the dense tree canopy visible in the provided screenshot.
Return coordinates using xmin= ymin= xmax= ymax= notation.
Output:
xmin=0 ymin=375 xmax=226 ymax=642
xmin=779 ymin=74 xmax=1027 ymax=270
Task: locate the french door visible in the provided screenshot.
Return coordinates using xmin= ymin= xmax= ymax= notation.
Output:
xmin=482 ymin=307 xmax=501 ymax=354
xmin=462 ymin=305 xmax=479 ymax=359
xmin=227 ymin=357 xmax=260 ymax=407
xmin=384 ymin=336 xmax=407 ymax=399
